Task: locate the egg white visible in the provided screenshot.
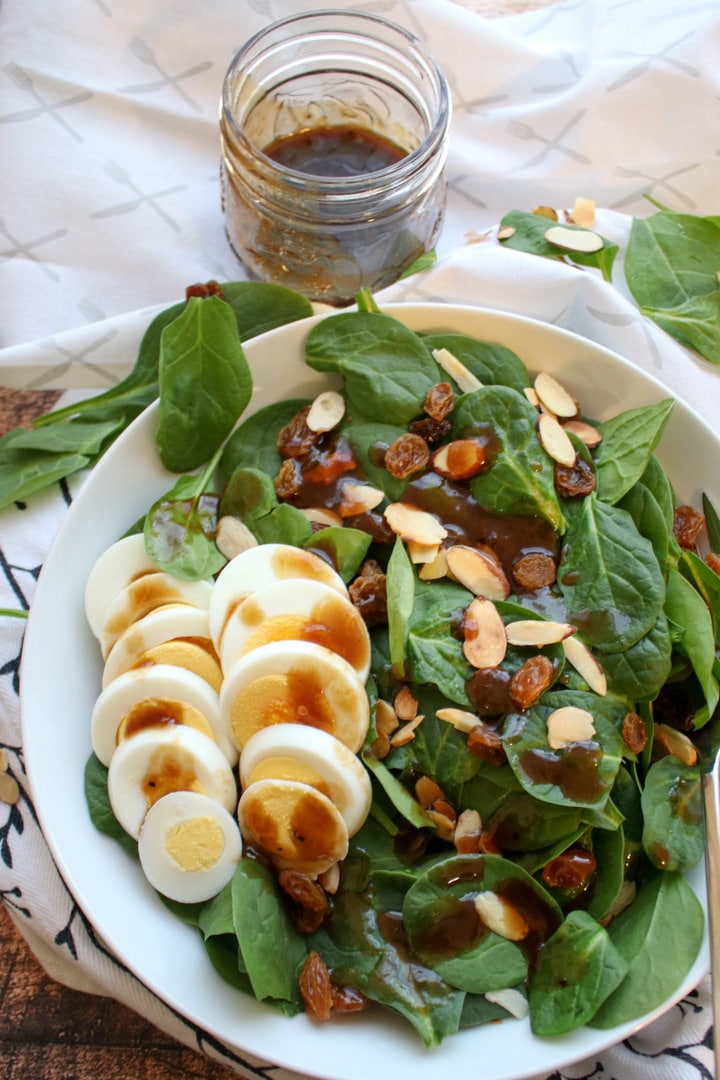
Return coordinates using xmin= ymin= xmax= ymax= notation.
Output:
xmin=85 ymin=533 xmax=161 ymax=639
xmin=102 ymin=603 xmax=219 ymax=689
xmin=99 ymin=573 xmax=213 ymax=659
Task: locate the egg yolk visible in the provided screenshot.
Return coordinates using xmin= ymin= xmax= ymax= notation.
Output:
xmin=165 ymin=815 xmax=225 ymax=871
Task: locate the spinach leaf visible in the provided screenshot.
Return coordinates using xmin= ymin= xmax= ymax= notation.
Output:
xmin=528 ymin=910 xmax=628 ymax=1035
xmin=421 ymin=333 xmax=529 ymax=393
xmin=594 ymin=399 xmax=674 ymax=505
xmin=483 ymin=790 xmax=584 ymax=853
xmin=0 ymin=447 xmax=91 ymax=511
xmin=305 ymin=526 xmax=372 ymax=583
xmin=599 ymin=611 xmax=672 ymax=704
xmin=304 ymin=311 xmax=441 ymax=426
xmin=362 ymin=752 xmax=434 ymax=831
xmin=407 ymin=597 xmax=473 ymax=706
xmin=625 ymin=210 xmax=720 ymax=364
xmin=498 ymin=209 xmax=618 ymax=282
xmin=345 ymin=419 xmax=408 ymax=502
xmin=83 ymin=754 xmax=138 ymax=858
xmin=665 ymin=566 xmax=719 ymax=720
xmin=641 ymin=756 xmax=704 ymax=873
xmin=680 ymin=550 xmax=720 ymax=646
xmin=590 ymin=869 xmax=704 ymax=1029
xmin=144 ymin=472 xmax=226 ymax=580
xmin=453 ymin=385 xmax=565 ymax=531
xmin=157 ymin=295 xmax=252 ymax=473
xmin=558 ymin=495 xmax=665 ymax=652
xmin=386 ymin=536 xmax=415 ymax=679
xmin=703 ymin=492 xmax=720 ymax=552
xmin=220 ymin=281 xmax=312 ymax=339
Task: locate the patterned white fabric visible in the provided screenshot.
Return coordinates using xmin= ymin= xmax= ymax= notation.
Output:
xmin=1 ymin=1 xmax=719 ymax=1078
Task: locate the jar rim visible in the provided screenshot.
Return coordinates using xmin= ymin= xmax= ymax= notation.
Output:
xmin=220 ymin=8 xmax=451 ymax=196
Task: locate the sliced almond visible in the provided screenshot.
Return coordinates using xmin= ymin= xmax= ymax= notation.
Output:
xmin=339 ymin=480 xmax=385 ymax=517
xmin=546 ymin=705 xmax=596 ymax=749
xmin=446 ymin=545 xmax=510 ymax=600
xmin=431 ymin=438 xmax=487 ymax=481
xmin=375 ymin=699 xmax=400 ymax=736
xmin=533 ymin=206 xmax=558 ymax=221
xmin=454 ymin=808 xmax=484 ymax=854
xmin=524 ymin=387 xmax=542 ymax=410
xmin=561 ymin=418 xmax=603 ymax=449
xmin=431 ymin=347 xmax=483 ymax=394
xmin=418 ymin=547 xmax=449 ymax=582
xmin=426 ymin=807 xmax=456 ymax=842
xmin=408 ymin=540 xmax=442 ymax=565
xmin=298 ymin=507 xmax=344 ymax=529
xmin=474 ymin=891 xmax=528 ymax=941
xmin=394 ymin=686 xmax=419 ymax=721
xmin=562 ymin=635 xmax=607 ymax=696
xmin=368 ymin=728 xmax=391 ymax=760
xmin=484 ymin=987 xmax=529 ymax=1019
xmin=544 ymin=224 xmax=604 ymax=255
xmin=497 ymin=225 xmax=516 ymax=240
xmin=384 ymin=503 xmax=447 ymax=546
xmin=436 ymin=706 xmax=479 ymax=734
xmin=653 ymin=723 xmax=698 ymax=767
xmin=215 ymin=515 xmax=258 ymax=560
xmin=318 ymin=863 xmax=341 ymax=895
xmin=306 ymin=389 xmax=345 ymax=433
xmin=568 ymin=196 xmax=596 ymax=229
xmin=390 ymin=714 xmax=423 ymax=747
xmin=463 ymin=597 xmax=508 ymax=669
xmin=0 ymin=748 xmax=7 ymax=772
xmin=537 ymin=412 xmax=577 ymax=467
xmin=505 ymin=619 xmax=576 ymax=647
xmin=415 ymin=775 xmax=445 ymax=807
xmin=0 ymin=772 xmax=19 ymax=806
xmin=533 ymin=372 xmax=578 ymax=419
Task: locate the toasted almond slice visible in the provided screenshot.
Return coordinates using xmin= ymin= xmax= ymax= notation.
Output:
xmin=339 ymin=481 xmax=385 ymax=517
xmin=298 ymin=507 xmax=344 ymax=529
xmin=563 ymin=635 xmax=607 ymax=696
xmin=306 ymin=389 xmax=345 ymax=433
xmin=0 ymin=772 xmax=19 ymax=806
xmin=408 ymin=540 xmax=442 ymax=565
xmin=426 ymin=808 xmax=456 ymax=842
xmin=431 ymin=438 xmax=487 ymax=481
xmin=431 ymin=347 xmax=483 ymax=394
xmin=484 ymin=988 xmax=529 ymax=1019
xmin=375 ymin=699 xmax=400 ymax=735
xmin=215 ymin=516 xmax=258 ymax=560
xmin=390 ymin=714 xmax=423 ymax=747
xmin=474 ymin=891 xmax=528 ymax=941
xmin=544 ymin=224 xmax=604 ymax=254
xmin=318 ymin=862 xmax=341 ymax=895
xmin=0 ymin=748 xmax=7 ymax=772
xmin=418 ymin=547 xmax=449 ymax=582
xmin=497 ymin=225 xmax=516 ymax=241
xmin=562 ymin=418 xmax=603 ymax=449
xmin=463 ymin=597 xmax=508 ymax=669
xmin=654 ymin=723 xmax=698 ymax=767
xmin=415 ymin=775 xmax=445 ymax=807
xmin=454 ymin=808 xmax=484 ymax=854
xmin=546 ymin=705 xmax=596 ymax=749
xmin=569 ymin=196 xmax=596 ymax=228
xmin=436 ymin=706 xmax=479 ymax=734
xmin=534 ymin=372 xmax=578 ymax=419
xmin=505 ymin=619 xmax=576 ymax=647
xmin=537 ymin=412 xmax=577 ymax=467
xmin=384 ymin=503 xmax=447 ymax=546
xmin=394 ymin=686 xmax=419 ymax=721
xmin=524 ymin=387 xmax=542 ymax=410
xmin=446 ymin=545 xmax=510 ymax=600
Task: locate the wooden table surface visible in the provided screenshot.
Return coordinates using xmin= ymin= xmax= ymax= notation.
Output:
xmin=0 ymin=2 xmax=561 ymax=1076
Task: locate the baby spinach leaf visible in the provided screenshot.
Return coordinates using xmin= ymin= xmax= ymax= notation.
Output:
xmin=703 ymin=492 xmax=720 ymax=552
xmin=144 ymin=474 xmax=225 ymax=580
xmin=665 ymin=566 xmax=719 ymax=720
xmin=680 ymin=550 xmax=720 ymax=646
xmin=220 ymin=466 xmax=276 ymax=525
xmin=599 ymin=611 xmax=672 ymax=704
xmin=528 ymin=910 xmax=628 ymax=1036
xmin=406 ymin=599 xmax=472 ymax=706
xmin=305 ymin=526 xmax=372 ymax=583
xmin=362 ymin=752 xmax=435 ymax=831
xmin=421 ymin=333 xmax=529 ymax=393
xmin=346 ymin=419 xmax=408 ymax=502
xmin=157 ymin=294 xmax=252 ymax=473
xmin=625 ymin=210 xmax=720 ymax=364
xmin=304 ymin=311 xmax=441 ymax=426
xmin=593 ymin=399 xmax=674 ymax=505
xmin=83 ymin=754 xmax=138 ymax=859
xmin=453 ymin=385 xmax=565 ymax=531
xmin=218 ymin=399 xmax=308 ymax=488
xmin=498 ymin=209 xmax=618 ymax=282
xmin=590 ymin=869 xmax=704 ymax=1029
xmin=0 ymin=447 xmax=91 ymax=511
xmin=641 ymin=756 xmax=704 ymax=873
xmin=386 ymin=536 xmax=415 ymax=679
xmin=220 ymin=281 xmax=312 ymax=339
xmin=1 ymin=418 xmax=123 ymax=456
xmin=558 ymin=496 xmax=665 ymax=652
xmin=618 ymin=475 xmax=672 ymax=569
xmin=584 ymin=825 xmax=626 ymax=923
xmin=483 ymin=790 xmax=584 ymax=853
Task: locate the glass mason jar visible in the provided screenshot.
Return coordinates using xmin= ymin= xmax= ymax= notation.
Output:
xmin=219 ymin=10 xmax=451 ymax=305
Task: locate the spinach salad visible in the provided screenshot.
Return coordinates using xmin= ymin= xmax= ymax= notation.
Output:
xmin=85 ymin=284 xmax=720 ymax=1049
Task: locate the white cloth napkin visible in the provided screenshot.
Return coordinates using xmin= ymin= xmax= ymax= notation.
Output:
xmin=1 ymin=0 xmax=719 ymax=1078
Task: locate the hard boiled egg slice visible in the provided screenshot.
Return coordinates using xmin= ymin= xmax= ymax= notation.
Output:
xmin=237 ymin=778 xmax=348 ymax=876
xmin=99 ymin=573 xmax=212 ymax=659
xmin=108 ymin=724 xmax=237 ymax=840
xmin=85 ymin=533 xmax=160 ymax=639
xmin=209 ymin=542 xmax=348 ymax=652
xmin=219 ymin=640 xmax=369 ymax=753
xmin=138 ymin=790 xmax=243 ymax=904
xmin=91 ymin=663 xmax=236 ymax=767
xmin=220 ymin=578 xmax=370 ymax=682
xmin=102 ymin=603 xmax=220 ymax=690
xmin=239 ymin=723 xmax=371 ymax=837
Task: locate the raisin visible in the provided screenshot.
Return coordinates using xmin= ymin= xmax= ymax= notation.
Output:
xmin=554 ymin=456 xmax=596 ymax=498
xmin=348 ymin=560 xmax=387 ymax=626
xmin=384 ymin=433 xmax=430 ymax=479
xmin=542 ymin=847 xmax=597 ymax=890
xmin=622 ymin=710 xmax=648 ymax=755
xmin=344 ymin=509 xmax=396 ymax=544
xmin=274 ymin=457 xmax=303 ymax=500
xmin=467 ymin=721 xmax=506 ymax=765
xmin=408 ymin=416 xmax=452 ymax=444
xmin=512 ymin=552 xmax=557 ymax=591
xmin=424 ymin=381 xmax=455 ymax=421
xmin=185 ymin=280 xmax=224 ymax=300
xmin=707 ymin=552 xmax=720 ymax=575
xmin=466 ymin=666 xmax=512 ymax=717
xmin=673 ymin=504 xmax=705 ymax=550
xmin=298 ymin=951 xmax=333 ymax=1022
xmin=277 ymin=404 xmax=321 ymax=459
xmin=509 ymin=654 xmax=555 ymax=710
xmin=331 ymin=984 xmax=369 ymax=1013
xmin=278 ymin=869 xmax=331 ymax=933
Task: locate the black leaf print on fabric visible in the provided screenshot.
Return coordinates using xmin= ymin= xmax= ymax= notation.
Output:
xmin=0 ymin=798 xmax=23 ymax=869
xmin=1 ymin=885 xmax=31 ymax=919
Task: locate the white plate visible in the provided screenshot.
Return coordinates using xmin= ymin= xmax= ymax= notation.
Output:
xmin=21 ymin=303 xmax=713 ymax=1080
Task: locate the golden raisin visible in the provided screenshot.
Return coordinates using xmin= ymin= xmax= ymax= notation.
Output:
xmin=331 ymin=984 xmax=369 ymax=1013
xmin=554 ymin=457 xmax=596 ymax=498
xmin=622 ymin=711 xmax=648 ymax=755
xmin=299 ymin=951 xmax=333 ymax=1022
xmin=185 ymin=280 xmax=224 ymax=300
xmin=673 ymin=504 xmax=705 ymax=550
xmin=467 ymin=722 xmax=506 ymax=765
xmin=542 ymin=847 xmax=597 ymax=890
xmin=424 ymin=381 xmax=455 ymax=421
xmin=384 ymin=433 xmax=430 ymax=479
xmin=512 ymin=552 xmax=557 ymax=591
xmin=707 ymin=552 xmax=720 ymax=575
xmin=277 ymin=404 xmax=320 ymax=459
xmin=274 ymin=458 xmax=303 ymax=500
xmin=509 ymin=654 xmax=555 ymax=710
xmin=408 ymin=416 xmax=452 ymax=445
xmin=278 ymin=870 xmax=330 ymax=934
